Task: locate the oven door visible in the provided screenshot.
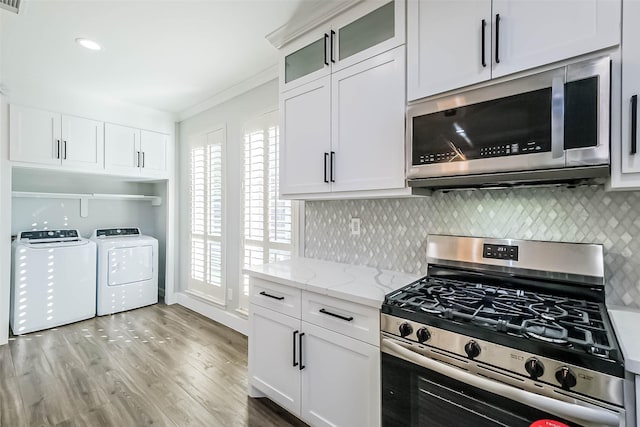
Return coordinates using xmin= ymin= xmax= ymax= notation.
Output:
xmin=381 ymin=338 xmax=624 ymax=427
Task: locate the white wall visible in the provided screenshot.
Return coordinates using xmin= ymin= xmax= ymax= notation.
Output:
xmin=0 ymin=13 xmax=9 ymax=346
xmin=178 ymin=79 xmax=278 ymax=328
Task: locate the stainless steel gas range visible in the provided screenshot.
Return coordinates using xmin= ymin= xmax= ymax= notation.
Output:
xmin=381 ymin=235 xmax=628 ymax=427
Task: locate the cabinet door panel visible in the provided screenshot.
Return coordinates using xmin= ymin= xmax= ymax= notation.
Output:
xmin=105 ymin=123 xmax=141 ymax=176
xmin=280 ymin=76 xmax=332 ymax=196
xmin=492 ymin=0 xmax=620 ymax=78
xmin=407 ymin=0 xmax=491 ymax=100
xmin=280 ymin=28 xmax=331 ymax=93
xmin=300 ymin=321 xmax=380 ymax=427
xmin=249 ymin=304 xmax=301 ymax=416
xmin=61 ymin=115 xmax=104 ymax=170
xmin=333 ymin=0 xmax=405 ymax=72
xmin=622 ymin=0 xmax=640 ymax=174
xmin=9 ymin=105 xmax=61 ymax=165
xmin=331 ymin=47 xmax=405 ymax=192
xmin=140 ymin=130 xmax=168 ymax=178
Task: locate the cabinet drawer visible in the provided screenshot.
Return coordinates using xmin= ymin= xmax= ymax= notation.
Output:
xmin=302 ymin=291 xmax=379 ymax=346
xmin=250 ymin=277 xmax=301 ymax=318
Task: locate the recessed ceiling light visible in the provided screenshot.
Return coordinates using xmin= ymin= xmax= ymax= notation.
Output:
xmin=75 ymin=38 xmax=101 ymax=51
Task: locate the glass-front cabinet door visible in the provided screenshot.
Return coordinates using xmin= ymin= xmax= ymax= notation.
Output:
xmin=333 ymin=0 xmax=405 ymax=72
xmin=279 ymin=0 xmax=405 ymax=92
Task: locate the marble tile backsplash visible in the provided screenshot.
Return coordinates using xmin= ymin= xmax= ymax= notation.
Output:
xmin=304 ymin=187 xmax=640 ymax=307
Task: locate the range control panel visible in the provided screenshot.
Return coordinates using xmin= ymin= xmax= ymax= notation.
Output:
xmin=20 ymin=230 xmax=79 ymax=240
xmin=96 ymin=228 xmax=140 ymax=237
xmin=483 ymin=243 xmax=518 ymax=261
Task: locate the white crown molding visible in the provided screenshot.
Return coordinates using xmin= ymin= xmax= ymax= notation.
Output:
xmin=265 ymin=0 xmax=362 ymax=49
xmin=177 ymin=65 xmax=278 ymax=122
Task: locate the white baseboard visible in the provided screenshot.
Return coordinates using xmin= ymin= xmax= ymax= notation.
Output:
xmin=176 ymin=292 xmax=248 ymax=336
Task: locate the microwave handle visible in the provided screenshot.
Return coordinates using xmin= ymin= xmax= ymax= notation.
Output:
xmin=551 ymin=77 xmax=565 ymax=159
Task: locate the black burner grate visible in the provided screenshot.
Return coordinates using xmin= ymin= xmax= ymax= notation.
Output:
xmin=386 ymin=277 xmax=615 ymax=357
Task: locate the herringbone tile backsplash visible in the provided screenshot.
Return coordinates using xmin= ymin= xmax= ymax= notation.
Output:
xmin=304 ymin=186 xmax=640 ymax=307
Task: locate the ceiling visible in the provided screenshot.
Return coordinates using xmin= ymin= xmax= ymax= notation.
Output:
xmin=1 ymin=0 xmax=317 ymax=116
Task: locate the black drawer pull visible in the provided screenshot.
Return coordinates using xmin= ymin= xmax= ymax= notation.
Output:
xmin=632 ymin=95 xmax=638 ymax=155
xmin=293 ymin=330 xmax=299 ymax=367
xmin=319 ymin=308 xmax=354 ymax=322
xmin=259 ymin=291 xmax=284 ymax=301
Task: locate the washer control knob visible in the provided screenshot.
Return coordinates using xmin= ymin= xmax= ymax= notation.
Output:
xmin=399 ymin=322 xmax=413 ymax=338
xmin=525 ymin=358 xmax=545 ymax=379
xmin=555 ymin=367 xmax=577 ymax=389
xmin=464 ymin=340 xmax=481 ymax=359
xmin=416 ymin=327 xmax=431 ymax=343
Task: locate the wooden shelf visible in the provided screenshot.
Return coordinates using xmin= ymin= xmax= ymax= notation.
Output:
xmin=12 ymin=191 xmax=162 ymax=217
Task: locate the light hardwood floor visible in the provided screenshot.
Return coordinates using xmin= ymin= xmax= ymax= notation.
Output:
xmin=0 ymin=304 xmax=308 ymax=427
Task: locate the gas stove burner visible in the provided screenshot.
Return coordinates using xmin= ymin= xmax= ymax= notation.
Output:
xmin=528 ymin=302 xmax=569 ymax=322
xmin=522 ymin=320 xmax=568 ymax=344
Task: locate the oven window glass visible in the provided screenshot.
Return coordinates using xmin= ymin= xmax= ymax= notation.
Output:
xmin=412 ymin=88 xmax=552 ymax=166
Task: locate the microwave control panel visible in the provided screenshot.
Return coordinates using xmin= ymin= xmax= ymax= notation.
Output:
xmin=416 ymin=140 xmax=547 ymax=165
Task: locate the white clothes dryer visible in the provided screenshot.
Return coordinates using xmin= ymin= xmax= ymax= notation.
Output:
xmin=11 ymin=229 xmax=97 ymax=335
xmin=91 ymin=228 xmax=158 ymax=315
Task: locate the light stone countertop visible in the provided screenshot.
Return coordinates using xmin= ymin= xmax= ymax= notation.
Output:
xmin=243 ymin=257 xmax=421 ymax=309
xmin=608 ymin=305 xmax=640 ymax=375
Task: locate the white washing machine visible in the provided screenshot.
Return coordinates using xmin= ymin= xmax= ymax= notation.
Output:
xmin=11 ymin=229 xmax=97 ymax=335
xmin=91 ymin=227 xmax=158 ymax=316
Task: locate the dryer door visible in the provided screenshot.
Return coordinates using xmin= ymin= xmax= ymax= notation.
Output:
xmin=108 ymin=245 xmax=153 ymax=286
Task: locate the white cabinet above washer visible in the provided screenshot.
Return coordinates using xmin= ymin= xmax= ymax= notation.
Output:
xmin=10 ymin=105 xmax=104 ymax=171
xmin=104 ymin=123 xmax=168 ymax=179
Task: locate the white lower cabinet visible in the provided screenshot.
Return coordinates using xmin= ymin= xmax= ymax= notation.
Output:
xmin=301 ymin=321 xmax=380 ymax=427
xmin=248 ymin=279 xmax=381 ymax=427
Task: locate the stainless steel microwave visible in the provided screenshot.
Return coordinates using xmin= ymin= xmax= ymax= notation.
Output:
xmin=407 ymin=56 xmax=611 ymax=189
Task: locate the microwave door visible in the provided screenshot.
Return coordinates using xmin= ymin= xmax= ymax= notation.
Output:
xmin=407 ymin=73 xmax=566 ymax=180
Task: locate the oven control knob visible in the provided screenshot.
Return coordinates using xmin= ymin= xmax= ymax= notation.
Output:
xmin=464 ymin=340 xmax=481 ymax=359
xmin=399 ymin=322 xmax=413 ymax=338
xmin=525 ymin=358 xmax=545 ymax=379
xmin=555 ymin=367 xmax=577 ymax=389
xmin=416 ymin=327 xmax=431 ymax=343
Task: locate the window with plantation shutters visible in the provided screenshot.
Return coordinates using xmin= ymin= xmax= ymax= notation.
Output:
xmin=188 ymin=128 xmax=226 ymax=303
xmin=239 ymin=111 xmax=296 ymax=312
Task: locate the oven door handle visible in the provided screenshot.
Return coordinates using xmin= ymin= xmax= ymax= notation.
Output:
xmin=381 ymin=338 xmax=621 ymax=427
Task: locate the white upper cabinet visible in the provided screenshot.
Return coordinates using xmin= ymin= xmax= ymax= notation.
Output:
xmin=105 ymin=124 xmax=168 ymax=178
xmin=331 ymin=46 xmax=405 ymax=192
xmin=408 ymin=0 xmax=492 ymax=100
xmin=492 ymin=0 xmax=621 ymax=78
xmin=408 ymin=0 xmax=621 ymax=101
xmin=280 ymin=76 xmax=332 ymax=195
xmin=10 ymin=105 xmax=61 ymax=166
xmin=60 ymin=115 xmax=104 ymax=170
xmin=105 ymin=123 xmax=141 ymax=176
xmin=139 ymin=130 xmax=168 ymax=178
xmin=280 ymin=0 xmax=405 ymax=92
xmin=611 ymin=0 xmax=640 ymax=188
xmin=10 ymin=105 xmax=104 ymax=171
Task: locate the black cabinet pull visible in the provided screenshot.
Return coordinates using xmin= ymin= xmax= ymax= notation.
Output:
xmin=495 ymin=14 xmax=501 ymax=64
xmin=299 ymin=332 xmax=305 ymax=370
xmin=142 ymin=151 xmax=145 ymax=168
xmin=136 ymin=151 xmax=140 ymax=167
xmin=319 ymin=308 xmax=354 ymax=322
xmin=632 ymin=95 xmax=638 ymax=155
xmin=63 ymin=141 xmax=67 ymax=160
xmin=324 ymin=33 xmax=329 ymax=66
xmin=259 ymin=291 xmax=284 ymax=301
xmin=56 ymin=140 xmax=60 ymax=159
xmin=324 ymin=152 xmax=329 ymax=183
xmin=481 ymin=19 xmax=487 ymax=68
xmin=330 ymin=151 xmax=335 ymax=182
xmin=330 ymin=30 xmax=336 ymax=63
xmin=293 ymin=330 xmax=299 ymax=367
